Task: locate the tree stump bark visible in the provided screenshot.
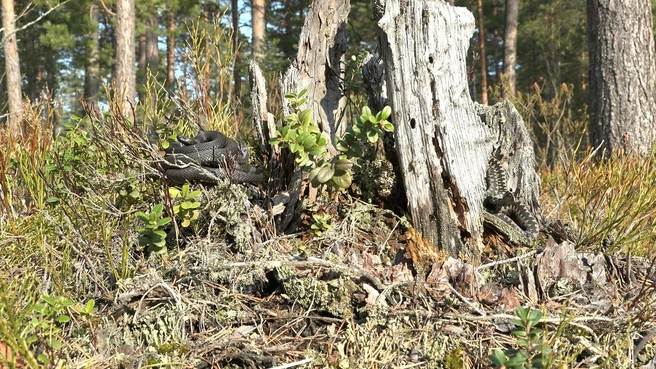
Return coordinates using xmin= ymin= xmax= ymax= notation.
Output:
xmin=373 ymin=0 xmax=540 ymax=258
xmin=281 ymin=0 xmax=351 ymax=150
xmin=274 ymin=0 xmax=351 ymax=231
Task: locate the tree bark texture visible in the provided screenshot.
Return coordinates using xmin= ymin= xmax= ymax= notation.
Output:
xmin=275 ymin=0 xmax=350 ymax=231
xmin=375 ymin=0 xmax=492 ymax=257
xmin=281 ymin=0 xmax=350 ymax=150
xmin=232 ymin=0 xmax=242 ymax=101
xmin=146 ymin=16 xmax=159 ymax=71
xmin=587 ymin=0 xmax=656 ymax=155
xmin=2 ymin=0 xmax=23 ymax=136
xmin=166 ymin=11 xmax=176 ymax=89
xmin=252 ymin=0 xmax=266 ymax=62
xmin=250 ymin=61 xmax=280 ymax=198
xmin=84 ymin=3 xmax=101 ymax=103
xmin=502 ymin=0 xmax=518 ymax=98
xmin=115 ymin=0 xmax=136 ymax=114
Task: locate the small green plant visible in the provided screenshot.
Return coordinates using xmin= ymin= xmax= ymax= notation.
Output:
xmin=31 ymin=295 xmax=95 ymax=366
xmin=169 ymin=183 xmax=202 ymax=228
xmin=338 ymin=105 xmax=394 ymax=158
xmin=270 ymin=89 xmax=329 ymax=169
xmin=271 ymin=90 xmax=394 ymax=191
xmin=310 ymin=213 xmax=333 ymax=236
xmin=489 ymin=306 xmax=554 ymax=369
xmin=135 ymin=203 xmax=171 ymax=254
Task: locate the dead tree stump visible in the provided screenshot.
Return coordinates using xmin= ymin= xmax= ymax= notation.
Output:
xmin=373 ymin=0 xmax=540 ymax=258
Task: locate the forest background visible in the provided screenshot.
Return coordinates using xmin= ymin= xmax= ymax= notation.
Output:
xmin=0 ymin=0 xmax=636 ymax=165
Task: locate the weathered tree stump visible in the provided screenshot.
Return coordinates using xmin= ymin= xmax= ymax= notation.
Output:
xmin=252 ymin=0 xmax=351 ymax=232
xmin=372 ymin=0 xmax=540 ymax=258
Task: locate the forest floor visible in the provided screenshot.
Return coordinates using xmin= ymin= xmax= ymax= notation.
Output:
xmin=2 ymin=108 xmax=656 ymax=369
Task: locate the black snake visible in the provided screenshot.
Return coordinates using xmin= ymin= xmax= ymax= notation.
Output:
xmin=160 ymin=131 xmax=265 ymax=185
xmin=484 ymin=157 xmax=539 ymax=243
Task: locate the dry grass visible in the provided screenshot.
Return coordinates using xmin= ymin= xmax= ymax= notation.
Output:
xmin=541 ymin=146 xmax=656 ymax=254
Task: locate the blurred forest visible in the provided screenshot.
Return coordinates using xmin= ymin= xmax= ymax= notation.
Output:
xmin=0 ymin=0 xmax=654 ymax=162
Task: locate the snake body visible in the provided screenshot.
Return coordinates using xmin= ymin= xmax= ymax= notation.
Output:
xmin=484 ymin=157 xmax=539 ymax=243
xmin=161 ymin=131 xmax=265 ymax=185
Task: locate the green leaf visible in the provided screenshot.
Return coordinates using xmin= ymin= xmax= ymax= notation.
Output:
xmin=42 ymin=295 xmax=55 ymax=305
xmin=528 ymin=309 xmax=543 ymax=323
xmin=50 ymin=338 xmax=63 ymax=351
xmin=332 ymin=172 xmax=352 ymax=189
xmin=182 ymin=219 xmax=191 ymax=227
xmin=381 ymin=121 xmax=395 ymax=132
xmin=309 ymin=146 xmax=325 ymax=157
xmin=316 ymin=135 xmax=328 ymax=146
xmin=138 ymin=236 xmax=150 ymax=246
xmin=488 ymin=349 xmax=507 ymax=366
xmin=366 ymin=130 xmax=379 ymax=143
xmin=316 ymin=166 xmax=335 ymax=184
xmin=84 ymin=300 xmax=96 ymax=313
xmin=334 ymin=159 xmax=353 ymax=173
xmin=380 ymin=106 xmax=392 ymax=120
xmin=298 ymin=154 xmax=311 ymax=167
xmin=55 ymin=314 xmax=70 ymax=323
xmin=156 ymin=217 xmax=172 ymax=227
xmin=284 ymin=114 xmax=298 ymax=124
xmin=147 ymin=244 xmax=168 ymax=254
xmin=362 ymin=106 xmax=372 ymax=117
xmin=303 ymin=126 xmax=318 ymax=135
xmin=309 ymin=167 xmax=322 ymax=187
xmin=169 ymin=188 xmax=181 ymax=198
xmin=37 ymin=354 xmax=50 ymax=364
xmin=301 ymin=134 xmax=317 ymax=149
xmin=299 ymin=109 xmax=313 ymax=126
xmin=516 ymin=306 xmax=529 ymax=321
xmin=289 ymin=142 xmax=301 ymax=153
xmin=153 ymin=230 xmax=168 ymax=239
xmin=297 ymin=131 xmax=311 ymax=143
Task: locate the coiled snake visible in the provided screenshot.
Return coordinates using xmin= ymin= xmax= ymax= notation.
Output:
xmin=160 ymin=131 xmax=265 ymax=185
xmin=483 ymin=157 xmax=539 ymax=245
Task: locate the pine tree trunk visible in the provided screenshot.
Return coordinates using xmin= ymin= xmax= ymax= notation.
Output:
xmin=115 ymin=0 xmax=136 ymax=114
xmin=502 ymin=0 xmax=518 ymax=98
xmin=587 ymin=0 xmax=656 ymax=155
xmin=2 ymin=0 xmax=23 ymax=136
xmin=232 ymin=0 xmax=242 ymax=101
xmin=84 ymin=3 xmax=101 ymax=103
xmin=146 ymin=16 xmax=159 ymax=71
xmin=166 ymin=11 xmax=176 ymax=89
xmin=252 ymin=0 xmax=266 ymax=62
